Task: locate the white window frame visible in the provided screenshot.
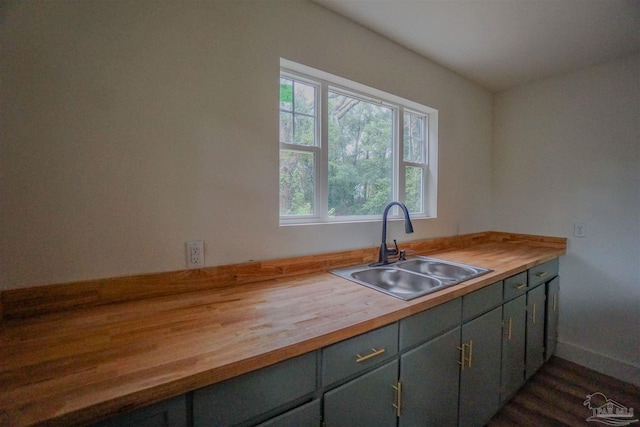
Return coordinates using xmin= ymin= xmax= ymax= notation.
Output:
xmin=279 ymin=58 xmax=438 ymax=225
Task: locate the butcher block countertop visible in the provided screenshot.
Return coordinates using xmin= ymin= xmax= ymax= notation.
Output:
xmin=0 ymin=232 xmax=566 ymax=426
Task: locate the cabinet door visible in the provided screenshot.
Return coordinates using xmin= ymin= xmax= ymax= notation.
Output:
xmin=399 ymin=327 xmax=460 ymax=427
xmin=545 ymin=277 xmax=560 ymax=360
xmin=257 ymin=400 xmax=321 ymax=427
xmin=92 ymin=395 xmax=187 ymax=427
xmin=193 ymin=352 xmax=316 ymax=426
xmin=324 ymin=360 xmax=398 ymax=427
xmin=459 ymin=306 xmax=502 ymax=427
xmin=500 ymin=295 xmax=526 ymax=403
xmin=526 ymin=284 xmax=546 ymax=379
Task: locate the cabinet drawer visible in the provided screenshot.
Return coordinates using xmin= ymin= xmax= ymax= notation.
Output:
xmin=528 ymin=258 xmax=559 ymax=287
xmin=193 ymin=352 xmax=317 ymax=426
xmin=462 ymin=281 xmax=503 ymax=322
xmin=257 ymin=399 xmax=321 ymax=427
xmin=322 ymin=322 xmax=398 ymax=386
xmin=503 ymin=271 xmax=528 ymax=301
xmin=92 ymin=394 xmax=187 ymax=427
xmin=399 ymin=298 xmax=461 ymax=351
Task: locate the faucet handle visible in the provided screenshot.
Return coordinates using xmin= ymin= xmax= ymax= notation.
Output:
xmin=387 ymin=239 xmax=399 ymax=256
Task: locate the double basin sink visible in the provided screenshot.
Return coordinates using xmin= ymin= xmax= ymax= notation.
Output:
xmin=331 ymin=256 xmax=491 ymax=300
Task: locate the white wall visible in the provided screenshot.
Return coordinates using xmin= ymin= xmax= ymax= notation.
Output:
xmin=493 ymin=54 xmax=640 ymax=384
xmin=0 ymin=0 xmax=493 ymax=290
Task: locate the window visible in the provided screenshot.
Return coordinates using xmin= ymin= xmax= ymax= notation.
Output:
xmin=279 ymin=59 xmax=437 ymax=224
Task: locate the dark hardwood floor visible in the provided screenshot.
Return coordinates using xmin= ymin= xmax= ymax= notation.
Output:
xmin=487 ymin=357 xmax=640 ymax=426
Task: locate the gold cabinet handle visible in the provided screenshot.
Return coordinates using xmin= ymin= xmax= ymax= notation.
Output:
xmin=532 ymin=303 xmax=537 ymax=324
xmin=536 ymin=271 xmax=547 ymax=278
xmin=392 ymin=382 xmax=402 ymax=417
xmin=458 ymin=341 xmax=472 ymax=370
xmin=515 ymin=283 xmax=527 ymax=290
xmin=355 ymin=348 xmax=386 ymax=363
xmin=505 ymin=317 xmax=513 ymax=340
xmin=458 ymin=343 xmax=466 ymax=371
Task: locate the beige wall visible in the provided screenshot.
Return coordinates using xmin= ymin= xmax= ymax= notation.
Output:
xmin=0 ymin=0 xmax=493 ymax=289
xmin=493 ymin=54 xmax=640 ymax=384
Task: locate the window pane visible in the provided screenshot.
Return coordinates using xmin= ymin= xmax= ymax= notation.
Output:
xmin=280 ymin=150 xmax=314 ymax=215
xmin=328 ymin=91 xmax=393 ymax=216
xmin=294 ymin=115 xmax=315 ymax=146
xmin=279 ymin=78 xmax=293 ymax=111
xmin=280 ymin=78 xmax=317 ymax=147
xmin=279 ymin=112 xmax=293 ymax=143
xmin=403 ymin=112 xmax=424 ymax=163
xmin=405 ymin=166 xmax=423 ymax=213
xmin=294 ymin=81 xmax=315 ymax=115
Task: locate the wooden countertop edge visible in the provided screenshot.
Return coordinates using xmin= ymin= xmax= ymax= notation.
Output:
xmin=0 ymin=231 xmax=566 ymax=321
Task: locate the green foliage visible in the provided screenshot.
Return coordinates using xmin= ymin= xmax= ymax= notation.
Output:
xmin=327 ymin=91 xmax=392 ymax=216
xmin=279 ymin=150 xmax=313 ymax=215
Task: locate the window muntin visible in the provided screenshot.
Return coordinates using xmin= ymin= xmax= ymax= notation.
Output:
xmin=279 ymin=59 xmax=436 ymax=224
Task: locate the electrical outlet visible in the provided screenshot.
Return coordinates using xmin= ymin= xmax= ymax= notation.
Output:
xmin=574 ymin=223 xmax=586 ymax=238
xmin=186 ymin=240 xmax=204 ymax=268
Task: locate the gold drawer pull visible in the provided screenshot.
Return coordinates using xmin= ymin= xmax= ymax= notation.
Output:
xmin=356 ymin=348 xmax=386 ymax=363
xmin=392 ymin=382 xmax=402 ymax=417
xmin=535 ymin=271 xmax=547 ymax=278
xmin=515 ymin=283 xmax=526 ymax=290
xmin=458 ymin=341 xmax=473 ymax=370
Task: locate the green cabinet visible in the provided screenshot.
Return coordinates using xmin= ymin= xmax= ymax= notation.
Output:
xmin=525 ymin=284 xmax=546 ymax=379
xmin=324 ymin=360 xmax=399 ymax=426
xmin=545 ymin=276 xmax=560 ymax=360
xmin=500 ymin=294 xmax=526 ymax=403
xmin=192 ymin=352 xmax=317 ymax=426
xmin=499 ymin=265 xmax=561 ymax=405
xmin=458 ymin=306 xmax=503 ymax=427
xmin=399 ymin=327 xmax=461 ymax=426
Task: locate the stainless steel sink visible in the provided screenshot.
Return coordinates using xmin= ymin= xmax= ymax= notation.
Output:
xmin=395 ymin=259 xmax=481 ymax=282
xmin=331 ymin=256 xmax=491 ymax=300
xmin=351 ymin=268 xmax=443 ymax=299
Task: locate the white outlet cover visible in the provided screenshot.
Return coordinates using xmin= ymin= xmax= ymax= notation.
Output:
xmin=186 ymin=240 xmax=205 ymax=268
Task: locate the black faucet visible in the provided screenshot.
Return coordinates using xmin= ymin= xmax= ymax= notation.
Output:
xmin=370 ymin=201 xmax=414 ymax=266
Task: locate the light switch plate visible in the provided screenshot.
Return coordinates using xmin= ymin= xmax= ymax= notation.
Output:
xmin=574 ymin=223 xmax=586 ymax=238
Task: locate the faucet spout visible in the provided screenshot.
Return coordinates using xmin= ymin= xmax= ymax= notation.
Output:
xmin=371 ymin=201 xmax=414 ymax=266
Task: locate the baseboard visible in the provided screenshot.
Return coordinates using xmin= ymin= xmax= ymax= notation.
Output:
xmin=556 ymin=340 xmax=640 ymax=387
